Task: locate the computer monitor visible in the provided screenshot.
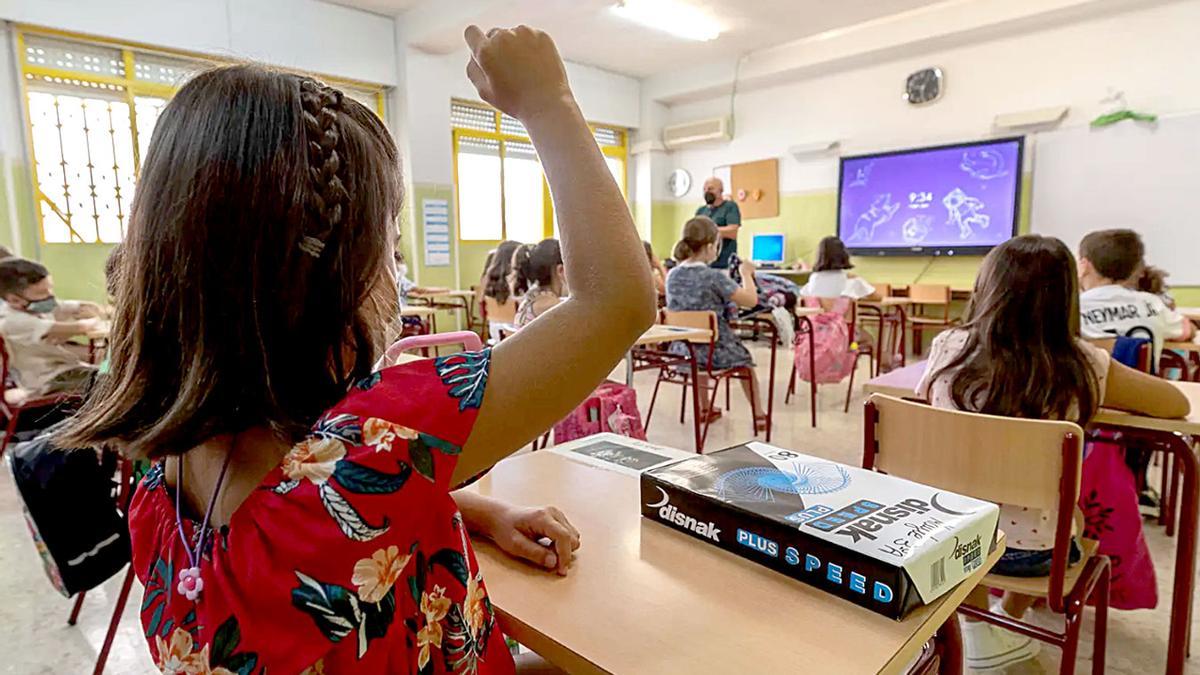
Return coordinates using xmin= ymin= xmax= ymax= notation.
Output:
xmin=751 ymin=233 xmax=785 ymax=265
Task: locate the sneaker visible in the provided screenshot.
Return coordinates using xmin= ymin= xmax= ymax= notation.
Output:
xmin=1139 ymin=488 xmax=1161 ymax=519
xmin=962 ymin=619 xmax=1040 ymax=672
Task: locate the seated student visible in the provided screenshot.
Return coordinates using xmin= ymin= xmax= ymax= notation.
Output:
xmin=1135 ymin=264 xmax=1175 ymax=309
xmin=512 ymin=238 xmax=566 ymax=327
xmin=643 ymin=241 xmax=668 ymax=299
xmin=1078 ymin=229 xmax=1194 ymax=359
xmin=667 ymin=216 xmax=765 ymax=428
xmin=918 ymin=234 xmax=1188 ymax=671
xmin=800 ymin=236 xmax=895 ymax=370
xmin=798 ymin=236 xmax=875 ymax=299
xmin=480 ymin=239 xmax=521 ymax=339
xmin=57 ymin=27 xmax=654 ymax=674
xmin=0 ymin=258 xmax=101 ymax=395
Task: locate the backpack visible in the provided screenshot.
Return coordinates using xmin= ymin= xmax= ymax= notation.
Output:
xmin=553 ymin=381 xmax=646 ymax=444
xmin=8 ymin=427 xmax=131 ymax=597
xmin=793 ymin=297 xmax=856 ymax=384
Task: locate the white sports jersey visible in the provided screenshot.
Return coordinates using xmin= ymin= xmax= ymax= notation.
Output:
xmin=1079 ymin=284 xmax=1187 ymax=358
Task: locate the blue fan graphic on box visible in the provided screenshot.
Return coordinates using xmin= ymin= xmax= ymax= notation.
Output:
xmin=715 ymin=462 xmax=851 ymax=504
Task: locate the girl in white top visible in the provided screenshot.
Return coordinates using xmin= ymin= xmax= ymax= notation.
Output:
xmin=915 ymin=234 xmax=1188 ymax=671
xmin=799 ymin=236 xmax=875 ymax=299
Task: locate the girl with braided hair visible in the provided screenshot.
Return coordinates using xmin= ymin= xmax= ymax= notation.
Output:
xmin=60 ymin=25 xmax=654 ymax=674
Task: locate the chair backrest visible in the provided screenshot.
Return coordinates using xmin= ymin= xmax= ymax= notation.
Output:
xmin=384 ymin=331 xmax=483 ymax=365
xmin=1086 ymin=337 xmax=1151 ymax=373
xmin=662 ymin=310 xmax=718 ymax=343
xmin=864 ymin=283 xmax=892 ymax=301
xmin=908 ymin=284 xmax=951 ymax=321
xmin=863 ymin=394 xmax=1084 ymax=607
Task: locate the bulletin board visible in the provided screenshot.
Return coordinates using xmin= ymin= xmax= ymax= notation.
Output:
xmin=730 ymin=158 xmax=779 ymax=219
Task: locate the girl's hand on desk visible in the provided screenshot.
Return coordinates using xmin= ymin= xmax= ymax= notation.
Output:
xmin=486 ymin=503 xmax=581 ymax=576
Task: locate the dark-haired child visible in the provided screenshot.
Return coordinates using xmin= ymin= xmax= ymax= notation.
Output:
xmin=918 ymin=234 xmax=1187 ymax=670
xmin=512 ymin=238 xmax=566 ymax=327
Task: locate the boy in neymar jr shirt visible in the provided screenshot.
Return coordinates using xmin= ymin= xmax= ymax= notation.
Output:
xmin=1077 ymin=228 xmax=1193 ymax=361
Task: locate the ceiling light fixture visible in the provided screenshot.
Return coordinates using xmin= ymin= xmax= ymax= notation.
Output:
xmin=610 ymin=0 xmax=723 ymax=42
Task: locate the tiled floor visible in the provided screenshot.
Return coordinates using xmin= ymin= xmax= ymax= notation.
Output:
xmin=0 ymin=343 xmax=1196 ymax=673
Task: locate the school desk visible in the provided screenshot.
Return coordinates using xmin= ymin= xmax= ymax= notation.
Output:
xmin=864 ymin=363 xmax=1200 ymax=674
xmin=466 ymin=450 xmax=1006 ymax=675
xmin=759 ymin=267 xmax=811 ymax=281
xmin=628 ymin=324 xmax=713 ymax=453
xmin=408 ymin=288 xmax=478 ymax=331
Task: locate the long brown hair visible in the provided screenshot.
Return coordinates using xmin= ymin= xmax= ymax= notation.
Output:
xmin=483 ymin=240 xmax=521 ymax=304
xmin=672 ymin=216 xmax=718 ymax=261
xmin=510 ymin=239 xmax=562 ymax=296
xmin=814 ymin=236 xmax=853 ymax=272
xmin=929 ymin=234 xmax=1099 ymax=424
xmin=58 ymin=65 xmax=402 ymax=458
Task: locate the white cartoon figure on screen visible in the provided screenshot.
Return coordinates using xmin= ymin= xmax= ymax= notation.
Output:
xmin=960 ymin=149 xmax=1009 ymax=180
xmin=942 ymin=188 xmax=990 ymax=240
xmin=901 ymin=215 xmax=932 ymax=244
xmin=847 ymin=193 xmax=901 ymax=243
xmin=848 ymin=162 xmax=874 ymax=188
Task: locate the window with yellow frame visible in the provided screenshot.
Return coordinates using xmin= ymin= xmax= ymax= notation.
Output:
xmin=451 ymin=99 xmax=628 ymax=244
xmin=15 ymin=26 xmax=387 ymax=244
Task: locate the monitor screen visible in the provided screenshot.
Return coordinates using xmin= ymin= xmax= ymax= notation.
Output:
xmin=836 ymin=137 xmax=1024 ymax=256
xmin=752 ymin=233 xmax=785 ymax=263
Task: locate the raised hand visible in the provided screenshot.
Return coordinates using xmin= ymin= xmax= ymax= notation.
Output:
xmin=464 ymin=25 xmax=573 ymax=123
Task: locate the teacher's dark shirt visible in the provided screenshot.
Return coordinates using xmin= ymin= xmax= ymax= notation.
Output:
xmin=695 ymin=200 xmax=741 ymax=269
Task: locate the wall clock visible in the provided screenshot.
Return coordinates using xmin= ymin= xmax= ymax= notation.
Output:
xmin=667 ymin=169 xmax=692 ymax=198
xmin=904 ymin=67 xmax=944 ymax=105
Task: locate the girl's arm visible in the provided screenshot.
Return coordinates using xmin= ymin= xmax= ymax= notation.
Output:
xmin=729 ymin=259 xmax=758 ymax=307
xmin=454 ymin=26 xmax=655 ymax=485
xmin=1102 ymin=360 xmax=1191 ymax=418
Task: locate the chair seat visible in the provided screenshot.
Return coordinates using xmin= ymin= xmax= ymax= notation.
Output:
xmin=982 ymin=538 xmax=1100 ymax=598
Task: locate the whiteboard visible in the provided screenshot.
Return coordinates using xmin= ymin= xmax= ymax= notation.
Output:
xmin=1031 ymin=113 xmax=1200 ymax=285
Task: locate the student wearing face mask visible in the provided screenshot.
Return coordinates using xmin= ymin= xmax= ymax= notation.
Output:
xmin=0 ymin=257 xmax=102 ymax=395
xmin=695 ymin=176 xmax=742 ymax=269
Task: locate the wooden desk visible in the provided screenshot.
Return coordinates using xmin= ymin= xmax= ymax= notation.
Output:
xmin=758 ymin=268 xmax=811 ymax=281
xmin=408 ymin=289 xmax=477 ymax=331
xmin=400 ymin=306 xmax=437 ymax=319
xmin=469 ymin=451 xmax=1004 ymax=675
xmin=864 ymin=365 xmax=1200 ymax=674
xmin=633 ymin=324 xmax=711 ymax=347
xmin=1163 ymin=339 xmax=1200 ymax=354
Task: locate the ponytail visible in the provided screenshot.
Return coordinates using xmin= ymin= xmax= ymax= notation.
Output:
xmin=674 ymin=216 xmax=719 ymax=262
xmin=510 ymin=244 xmax=534 ymax=296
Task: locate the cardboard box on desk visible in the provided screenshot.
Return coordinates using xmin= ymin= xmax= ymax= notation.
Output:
xmin=640 ymin=442 xmax=999 ymax=619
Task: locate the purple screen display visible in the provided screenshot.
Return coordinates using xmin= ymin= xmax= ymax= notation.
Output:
xmin=837 ymin=139 xmax=1021 ymax=250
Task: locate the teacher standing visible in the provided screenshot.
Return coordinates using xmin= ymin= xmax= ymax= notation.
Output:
xmin=695 ymin=177 xmax=741 ymax=269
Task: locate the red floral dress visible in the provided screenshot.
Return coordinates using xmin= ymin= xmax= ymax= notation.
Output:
xmin=128 ymin=350 xmax=515 ymax=675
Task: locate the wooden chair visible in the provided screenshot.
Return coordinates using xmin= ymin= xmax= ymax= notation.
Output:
xmin=863 ymin=395 xmax=1110 ymax=675
xmin=644 ymin=310 xmax=765 ymax=445
xmin=907 ymin=284 xmax=955 ymax=356
xmin=0 ymin=335 xmax=83 ymax=459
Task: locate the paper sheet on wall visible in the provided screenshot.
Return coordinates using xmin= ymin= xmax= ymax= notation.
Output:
xmin=422 ymin=198 xmax=450 ymax=267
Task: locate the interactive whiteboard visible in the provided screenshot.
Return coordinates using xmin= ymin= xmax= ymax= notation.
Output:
xmin=1031 ymin=113 xmax=1200 ymax=285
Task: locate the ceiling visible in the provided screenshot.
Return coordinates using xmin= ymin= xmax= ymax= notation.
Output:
xmin=327 ymin=0 xmax=951 ymax=78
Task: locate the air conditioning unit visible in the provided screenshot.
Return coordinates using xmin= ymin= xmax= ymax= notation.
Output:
xmin=663 ymin=117 xmax=731 ymax=149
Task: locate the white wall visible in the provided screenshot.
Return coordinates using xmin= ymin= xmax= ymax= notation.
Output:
xmin=661 ymin=0 xmax=1200 ymax=198
xmin=404 ymin=46 xmax=641 ymax=187
xmin=0 ymin=0 xmax=397 ymax=84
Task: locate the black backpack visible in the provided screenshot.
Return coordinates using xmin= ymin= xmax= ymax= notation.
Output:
xmin=8 ymin=427 xmax=131 ymax=597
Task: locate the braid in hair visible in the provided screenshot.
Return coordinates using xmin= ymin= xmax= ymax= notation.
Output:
xmin=298 ymin=78 xmax=350 ymax=258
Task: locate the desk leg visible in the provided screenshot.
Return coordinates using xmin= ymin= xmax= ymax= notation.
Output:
xmin=1167 ymin=433 xmax=1198 ymax=675
xmin=686 ymin=343 xmax=703 ymax=454
xmin=800 ymin=316 xmax=816 ymax=428
xmin=766 ymin=323 xmax=777 ymax=443
xmin=625 ymin=351 xmax=634 ymax=387
xmin=934 ymin=613 xmax=963 ymax=675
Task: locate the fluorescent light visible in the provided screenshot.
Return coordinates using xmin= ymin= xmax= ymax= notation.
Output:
xmin=610 ymin=0 xmax=723 ymax=42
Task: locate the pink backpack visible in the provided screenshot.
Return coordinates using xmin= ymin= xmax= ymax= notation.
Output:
xmin=553 ymin=381 xmax=646 ymax=444
xmin=793 ymin=297 xmax=856 ymax=384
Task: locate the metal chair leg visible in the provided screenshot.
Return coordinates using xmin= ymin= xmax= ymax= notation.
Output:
xmin=92 ymin=565 xmax=135 ymax=675
xmin=67 ymin=591 xmax=86 ymax=626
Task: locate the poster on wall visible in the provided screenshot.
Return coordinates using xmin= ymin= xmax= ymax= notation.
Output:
xmin=422 ymin=198 xmax=451 ymax=267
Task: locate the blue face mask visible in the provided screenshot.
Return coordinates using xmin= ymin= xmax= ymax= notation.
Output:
xmin=23 ymin=295 xmax=57 ymax=314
